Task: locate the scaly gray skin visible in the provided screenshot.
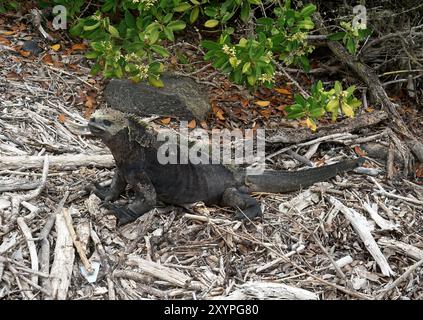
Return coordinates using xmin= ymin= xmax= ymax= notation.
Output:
xmin=88 ymin=109 xmax=364 ymax=225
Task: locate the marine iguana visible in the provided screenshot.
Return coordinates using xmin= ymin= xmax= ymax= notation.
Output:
xmin=88 ymin=108 xmax=364 ymax=225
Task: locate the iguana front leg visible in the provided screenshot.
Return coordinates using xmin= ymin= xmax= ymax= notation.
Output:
xmin=92 ymin=169 xmax=127 ymax=201
xmin=222 ymin=187 xmax=262 ymax=220
xmin=106 ymin=172 xmax=157 ymax=226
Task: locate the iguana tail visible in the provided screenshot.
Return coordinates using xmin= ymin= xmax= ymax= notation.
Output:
xmin=245 ymin=157 xmax=365 ymax=193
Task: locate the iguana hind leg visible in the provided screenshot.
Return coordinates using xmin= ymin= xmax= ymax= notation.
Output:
xmin=92 ymin=169 xmax=127 ymax=201
xmin=222 ymin=187 xmax=262 ymax=220
xmin=107 ymin=172 xmax=157 ymax=226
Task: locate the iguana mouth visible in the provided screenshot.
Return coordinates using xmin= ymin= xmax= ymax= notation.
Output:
xmin=88 ymin=121 xmax=106 ymax=134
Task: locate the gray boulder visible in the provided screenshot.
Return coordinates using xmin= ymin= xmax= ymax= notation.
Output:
xmin=104 ymin=74 xmax=211 ymax=120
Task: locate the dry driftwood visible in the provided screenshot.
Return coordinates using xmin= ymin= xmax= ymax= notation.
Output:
xmin=329 ymin=197 xmax=395 ymax=277
xmin=267 ymin=111 xmax=388 ymax=144
xmin=0 ymin=154 xmax=114 ymax=171
xmin=49 ymin=208 xmax=75 ymax=300
xmin=16 ymin=218 xmax=39 ymax=285
xmin=362 ymin=201 xmax=399 ymax=231
xmin=220 ymin=281 xmax=319 ymax=300
xmin=0 ymin=180 xmax=40 ymax=192
xmin=11 ymin=155 xmax=49 ymax=217
xmin=378 ymin=237 xmax=423 ymax=261
xmin=126 ymin=255 xmax=205 ymax=290
xmin=62 ymin=208 xmax=93 ymax=273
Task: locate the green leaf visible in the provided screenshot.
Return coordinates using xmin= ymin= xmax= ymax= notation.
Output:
xmin=297 ymin=18 xmax=314 ymax=30
xmin=242 ymin=62 xmax=251 ymax=74
xmin=201 ymin=40 xmax=220 ymax=51
xmin=345 ymin=85 xmax=356 ymax=98
xmin=190 ymin=6 xmax=200 ymax=24
xmin=204 ymin=19 xmax=219 ymax=28
xmin=83 ymin=21 xmax=100 ymax=31
xmin=240 ymin=3 xmax=250 ymax=23
xmin=174 ymin=3 xmax=192 ymax=12
xmin=147 ymin=28 xmax=160 ymax=44
xmin=163 ymin=27 xmax=174 ymax=41
xmin=328 ymin=32 xmax=346 ymax=41
xmin=341 ymin=102 xmax=354 ymax=117
xmin=349 ymin=99 xmax=362 ymax=109
xmin=108 ymin=25 xmax=120 ymax=38
xmin=334 ymin=81 xmax=342 ymax=94
xmin=148 ymin=76 xmax=164 ymax=88
xmin=150 ymin=45 xmax=170 ymax=57
xmin=346 ymin=38 xmax=356 ymax=54
xmin=326 ymin=99 xmax=339 ymax=112
xmin=125 ymin=11 xmax=136 ymax=29
xmin=167 ymin=20 xmax=186 ymax=31
xmin=300 ymin=4 xmax=316 ymax=17
xmin=85 ymin=51 xmax=99 ymax=59
xmin=69 ymin=23 xmax=83 ymax=37
xmin=247 ymin=75 xmax=256 ymax=86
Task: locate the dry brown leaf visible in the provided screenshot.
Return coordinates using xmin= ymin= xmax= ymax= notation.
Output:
xmin=254 ymin=100 xmax=271 ymax=107
xmin=0 ymin=30 xmax=15 ymax=36
xmin=200 ymin=121 xmax=208 ymax=130
xmin=42 ymin=54 xmax=54 ymax=65
xmin=58 ymin=114 xmax=66 ymax=123
xmin=187 ymin=119 xmax=196 ymax=129
xmin=275 ymin=87 xmax=292 ymax=95
xmin=71 ymin=43 xmax=87 ymax=51
xmin=160 ymin=117 xmax=171 ymax=125
xmin=6 ymin=72 xmax=21 ymax=80
xmin=259 ymin=109 xmax=272 ymax=119
xmin=0 ymin=36 xmax=11 ymax=45
xmin=240 ymin=98 xmax=249 ymax=108
xmin=19 ymin=50 xmax=31 ymax=57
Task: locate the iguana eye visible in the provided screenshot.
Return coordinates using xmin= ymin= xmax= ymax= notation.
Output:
xmin=103 ymin=120 xmax=112 ymax=126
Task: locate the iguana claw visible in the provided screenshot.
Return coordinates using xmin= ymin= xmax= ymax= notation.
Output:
xmin=103 ymin=202 xmax=140 ymax=226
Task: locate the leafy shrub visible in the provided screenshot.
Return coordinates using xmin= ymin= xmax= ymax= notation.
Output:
xmin=44 ymin=0 xmax=317 ymax=88
xmin=328 ymin=21 xmax=371 ymax=54
xmin=202 ymin=2 xmax=317 ymax=88
xmin=0 ymin=0 xmax=18 ymax=13
xmin=286 ymin=81 xmax=362 ymax=130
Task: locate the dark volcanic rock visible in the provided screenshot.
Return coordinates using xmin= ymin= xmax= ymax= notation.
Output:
xmin=104 ymin=74 xmax=211 ymax=120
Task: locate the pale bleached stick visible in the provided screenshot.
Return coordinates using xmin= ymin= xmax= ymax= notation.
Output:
xmin=62 ymin=208 xmax=93 ymax=273
xmin=378 ymin=237 xmax=423 ymax=261
xmin=0 ymin=154 xmax=114 ymax=171
xmin=50 ymin=210 xmax=75 ymax=300
xmin=16 ymin=217 xmax=39 ymax=285
xmin=329 ymin=197 xmax=395 ymax=277
xmin=219 ymin=281 xmax=319 ymax=300
xmin=362 ymin=201 xmax=399 ymax=231
xmin=11 ymin=155 xmax=49 ymax=216
xmin=371 ymin=177 xmax=423 ymax=206
xmin=127 ymin=256 xmax=205 ymax=290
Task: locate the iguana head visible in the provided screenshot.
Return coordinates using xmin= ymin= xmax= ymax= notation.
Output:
xmin=88 ymin=108 xmax=129 ymax=143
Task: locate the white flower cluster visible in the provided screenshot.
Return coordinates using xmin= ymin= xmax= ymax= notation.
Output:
xmin=135 ymin=63 xmax=150 ymax=80
xmin=133 ymin=0 xmax=157 ymax=10
xmin=222 ymin=44 xmax=236 ymax=57
xmin=222 ymin=44 xmax=241 ymax=68
xmin=258 ymin=72 xmax=275 ymax=84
